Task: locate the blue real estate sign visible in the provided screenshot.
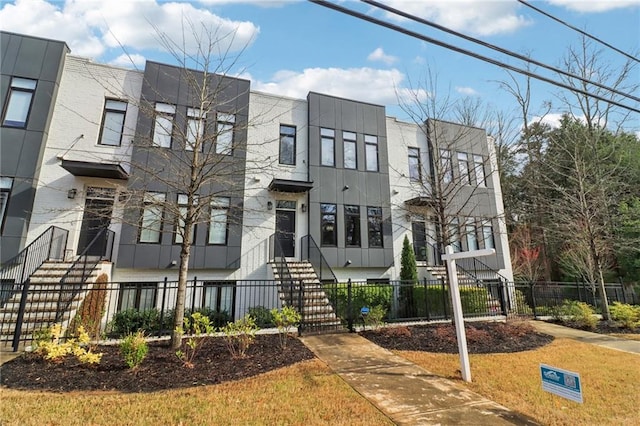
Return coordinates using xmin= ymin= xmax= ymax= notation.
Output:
xmin=540 ymin=364 xmax=583 ymax=403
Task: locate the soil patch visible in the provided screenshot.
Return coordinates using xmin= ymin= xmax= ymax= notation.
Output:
xmin=360 ymin=321 xmax=554 ymax=353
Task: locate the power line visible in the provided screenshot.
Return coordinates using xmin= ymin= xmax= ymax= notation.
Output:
xmin=308 ymin=0 xmax=640 ymax=114
xmin=517 ymin=0 xmax=640 ymax=64
xmin=363 ymin=0 xmax=640 ymax=104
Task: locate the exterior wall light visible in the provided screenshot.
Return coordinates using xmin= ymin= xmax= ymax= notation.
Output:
xmin=67 ymin=189 xmax=77 ymax=199
xmin=301 ymin=203 xmax=307 ymax=212
xmin=267 ymin=201 xmax=273 ymax=210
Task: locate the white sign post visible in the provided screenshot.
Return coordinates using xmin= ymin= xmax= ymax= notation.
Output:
xmin=441 ymin=245 xmax=495 ymax=383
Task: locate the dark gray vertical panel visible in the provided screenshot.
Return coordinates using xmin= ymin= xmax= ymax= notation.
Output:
xmin=0 ymin=33 xmax=20 ymax=75
xmin=12 ymin=36 xmax=46 ymax=78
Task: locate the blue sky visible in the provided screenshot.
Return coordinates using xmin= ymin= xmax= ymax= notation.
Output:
xmin=1 ymin=0 xmax=638 ymax=132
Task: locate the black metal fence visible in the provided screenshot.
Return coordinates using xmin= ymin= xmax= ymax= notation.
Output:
xmin=2 ymin=277 xmax=636 ymax=349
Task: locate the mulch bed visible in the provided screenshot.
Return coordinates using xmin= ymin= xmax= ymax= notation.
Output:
xmin=360 ymin=321 xmax=554 ymax=354
xmin=549 ymin=320 xmax=640 ymax=335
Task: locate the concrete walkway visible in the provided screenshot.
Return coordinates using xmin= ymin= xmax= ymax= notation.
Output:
xmin=528 ymin=320 xmax=640 ymax=354
xmin=301 ymin=333 xmax=539 ymax=426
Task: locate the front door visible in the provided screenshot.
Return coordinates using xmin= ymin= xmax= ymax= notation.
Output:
xmin=275 ymin=205 xmax=296 ymax=258
xmin=77 ymin=188 xmax=114 ymax=256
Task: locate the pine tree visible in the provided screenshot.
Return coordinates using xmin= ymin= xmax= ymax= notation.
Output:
xmin=400 ymin=235 xmax=418 ymax=282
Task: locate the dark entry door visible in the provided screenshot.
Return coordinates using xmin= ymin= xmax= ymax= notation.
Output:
xmin=275 ymin=209 xmax=295 ymax=258
xmin=77 ymin=198 xmax=113 ymax=256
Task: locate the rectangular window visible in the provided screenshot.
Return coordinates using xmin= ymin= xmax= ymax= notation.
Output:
xmin=0 ymin=177 xmax=13 ymax=232
xmin=139 ymin=192 xmax=165 ymax=243
xmin=279 ymin=124 xmax=296 ymax=165
xmin=365 ymin=135 xmax=378 ymax=171
xmin=320 ymin=203 xmax=337 ymax=246
xmin=412 ymin=222 xmax=427 ymax=261
xmin=186 ymin=107 xmax=205 ymax=151
xmin=174 ymin=194 xmax=197 ymax=244
xmin=2 ymin=77 xmax=37 ymax=128
xmin=153 ymin=103 xmax=175 ymax=148
xmin=408 ymin=147 xmax=421 ymax=182
xmin=216 ymin=113 xmax=235 ymax=155
xmin=321 ymin=128 xmax=335 ymax=166
xmin=98 ymin=99 xmax=127 ymax=146
xmin=344 ymin=205 xmax=361 ymax=247
xmin=208 ymin=197 xmax=230 ymax=245
xmin=203 ymin=281 xmax=235 ymax=316
xmin=367 ymin=207 xmax=383 ymax=248
xmin=457 ymin=152 xmax=471 ymax=185
xmin=449 ymin=218 xmax=461 ymax=252
xmin=118 ymin=283 xmax=157 ymax=311
xmin=482 ymin=221 xmax=495 ymax=249
xmin=473 ymin=154 xmax=486 ymax=187
xmin=439 ymin=149 xmax=453 ymax=183
xmin=343 ymin=131 xmax=357 ymax=169
xmin=465 ymin=221 xmax=479 ymax=251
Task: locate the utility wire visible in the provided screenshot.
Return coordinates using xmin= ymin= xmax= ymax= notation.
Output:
xmin=517 ymin=0 xmax=639 ymax=64
xmin=308 ymin=0 xmax=640 ymax=114
xmin=363 ymin=0 xmax=640 ymax=103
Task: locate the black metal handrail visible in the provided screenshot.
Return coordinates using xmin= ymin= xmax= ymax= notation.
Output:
xmin=55 ymin=227 xmax=115 ymax=322
xmin=268 ymin=233 xmax=296 ymax=306
xmin=300 ymin=234 xmax=337 ymax=283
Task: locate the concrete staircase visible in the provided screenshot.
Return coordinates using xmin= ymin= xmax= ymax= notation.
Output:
xmin=0 ymin=260 xmax=100 ymax=346
xmin=271 ymin=261 xmax=343 ymax=333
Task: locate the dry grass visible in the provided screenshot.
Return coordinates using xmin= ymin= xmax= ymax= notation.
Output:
xmin=398 ymin=338 xmax=640 ymax=426
xmin=0 ymin=359 xmax=393 ymax=426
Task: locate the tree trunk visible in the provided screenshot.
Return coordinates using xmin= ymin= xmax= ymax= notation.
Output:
xmin=170 ymin=224 xmax=193 ymax=350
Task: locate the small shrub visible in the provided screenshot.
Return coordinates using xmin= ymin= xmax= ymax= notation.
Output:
xmin=221 ymin=315 xmax=258 ymax=358
xmin=120 ymin=331 xmax=148 ymax=369
xmin=513 ymin=290 xmax=533 ymax=315
xmin=109 ymin=308 xmax=161 ymax=337
xmin=556 ymin=300 xmax=598 ymax=330
xmin=364 ymin=305 xmax=387 ymax=330
xmin=176 ymin=312 xmax=214 ymax=368
xmin=184 ymin=308 xmax=230 ymax=329
xmin=68 ymin=273 xmax=108 ymax=339
xmin=33 ymin=324 xmax=102 ymax=365
xmin=609 ymin=302 xmax=640 ymax=329
xmin=271 ymin=306 xmax=301 ymax=349
xmin=248 ymin=306 xmax=275 ymax=328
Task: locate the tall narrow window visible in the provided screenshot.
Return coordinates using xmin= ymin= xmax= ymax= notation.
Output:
xmin=216 ymin=113 xmax=235 ymax=155
xmin=449 ymin=218 xmax=461 ymax=252
xmin=153 ymin=103 xmax=175 ymax=148
xmin=344 ymin=205 xmax=361 ymax=247
xmin=0 ymin=177 xmax=13 ymax=232
xmin=175 ymin=194 xmax=197 ymax=244
xmin=321 ymin=128 xmax=335 ymax=166
xmin=457 ymin=152 xmax=471 ymax=185
xmin=203 ymin=281 xmax=235 ymax=315
xmin=186 ymin=107 xmax=205 ymax=151
xmin=2 ymin=77 xmax=37 ymax=128
xmin=279 ymin=124 xmax=296 ymax=165
xmin=412 ymin=222 xmax=427 ymax=261
xmin=365 ymin=135 xmax=378 ymax=171
xmin=343 ymin=131 xmax=357 ymax=169
xmin=367 ymin=207 xmax=383 ymax=248
xmin=482 ymin=221 xmax=495 ymax=249
xmin=118 ymin=283 xmax=157 ymax=311
xmin=98 ymin=99 xmax=127 ymax=146
xmin=439 ymin=149 xmax=453 ymax=183
xmin=408 ymin=147 xmax=421 ymax=182
xmin=208 ymin=197 xmax=230 ymax=244
xmin=320 ymin=203 xmax=337 ymax=246
xmin=139 ymin=192 xmax=165 ymax=243
xmin=473 ymin=154 xmax=486 ymax=187
xmin=465 ymin=220 xmax=478 ymax=251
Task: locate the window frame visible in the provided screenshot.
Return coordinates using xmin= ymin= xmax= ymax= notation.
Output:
xmin=465 ymin=220 xmax=479 ymax=251
xmin=320 ymin=128 xmax=335 ymax=167
xmin=367 ymin=206 xmax=384 ymax=248
xmin=412 ymin=221 xmax=427 ymax=261
xmin=439 ymin=149 xmax=453 ymax=183
xmin=343 ymin=131 xmax=357 ymax=169
xmin=473 ymin=154 xmax=486 ymax=187
xmin=97 ymin=99 xmax=128 ymax=146
xmin=364 ymin=134 xmax=379 ymax=172
xmin=2 ymin=77 xmax=37 ymax=128
xmin=215 ymin=112 xmax=235 ymax=155
xmin=174 ymin=194 xmax=197 ymax=245
xmin=152 ymin=103 xmax=175 ymax=148
xmin=279 ymin=124 xmax=297 ymax=165
xmin=0 ymin=177 xmax=13 ymax=233
xmin=208 ymin=197 xmax=230 ymax=245
xmin=344 ymin=205 xmax=361 ymax=247
xmin=320 ymin=203 xmax=337 ymax=246
xmin=457 ymin=152 xmax=472 ymax=185
xmin=203 ymin=281 xmax=236 ymax=316
xmin=185 ymin=107 xmax=205 ymax=152
xmin=118 ymin=282 xmax=157 ymax=311
xmin=408 ymin=147 xmax=421 ymax=182
xmin=449 ymin=218 xmax=461 ymax=253
xmin=138 ymin=192 xmax=165 ymax=244
xmin=482 ymin=221 xmax=495 ymax=250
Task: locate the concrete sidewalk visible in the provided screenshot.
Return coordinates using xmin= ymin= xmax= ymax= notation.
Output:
xmin=528 ymin=320 xmax=640 ymax=354
xmin=301 ymin=333 xmax=538 ymax=426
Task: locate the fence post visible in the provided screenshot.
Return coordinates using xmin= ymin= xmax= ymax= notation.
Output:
xmin=530 ymin=282 xmax=538 ymax=319
xmin=297 ymin=279 xmax=304 ymax=336
xmin=12 ymin=280 xmax=31 ymax=352
xmin=618 ymin=276 xmax=627 ymax=304
xmin=158 ymin=277 xmax=168 ymax=337
xmin=441 ymin=277 xmax=448 ymax=320
xmin=347 ymin=279 xmax=353 ymax=333
xmin=191 ymin=276 xmax=197 ymax=313
xmin=423 ymin=277 xmax=430 ymax=321
xmin=498 ymin=280 xmax=507 ymax=316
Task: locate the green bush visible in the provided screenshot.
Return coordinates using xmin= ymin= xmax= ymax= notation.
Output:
xmin=411 ymin=285 xmax=490 ymax=317
xmin=221 ymin=315 xmax=258 ymax=358
xmin=120 ymin=331 xmax=148 ymax=369
xmin=609 ymin=302 xmax=640 ymax=329
xmin=555 ymin=300 xmax=598 ymax=330
xmin=271 ymin=306 xmax=301 ymax=349
xmin=176 ymin=312 xmax=214 ymax=368
xmin=364 ymin=305 xmax=386 ymax=329
xmin=184 ymin=307 xmax=230 ymax=330
xmin=109 ymin=309 xmax=163 ymax=337
xmin=329 ymin=283 xmax=393 ymax=323
xmin=514 ymin=289 xmax=533 ymax=315
xmin=248 ymin=306 xmax=275 ymax=328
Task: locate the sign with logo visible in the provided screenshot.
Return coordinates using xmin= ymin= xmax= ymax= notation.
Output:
xmin=540 ymin=364 xmax=583 ymax=403
xmin=360 ymin=307 xmax=370 ymax=316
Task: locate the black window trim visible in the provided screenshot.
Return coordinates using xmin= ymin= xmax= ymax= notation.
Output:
xmin=279 ymin=124 xmax=297 ymax=165
xmin=97 ymin=98 xmax=128 ymax=147
xmin=2 ymin=76 xmax=38 ymax=129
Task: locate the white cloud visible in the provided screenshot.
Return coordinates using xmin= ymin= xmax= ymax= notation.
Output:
xmin=546 ymin=0 xmax=640 ymax=13
xmin=379 ymin=0 xmax=532 ymax=36
xmin=0 ymin=0 xmax=260 ymax=59
xmin=367 ymin=47 xmax=398 ymax=65
xmin=455 ymin=86 xmax=479 ymax=96
xmin=109 ymin=53 xmax=147 ymax=69
xmin=253 ymin=67 xmax=428 ymax=106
